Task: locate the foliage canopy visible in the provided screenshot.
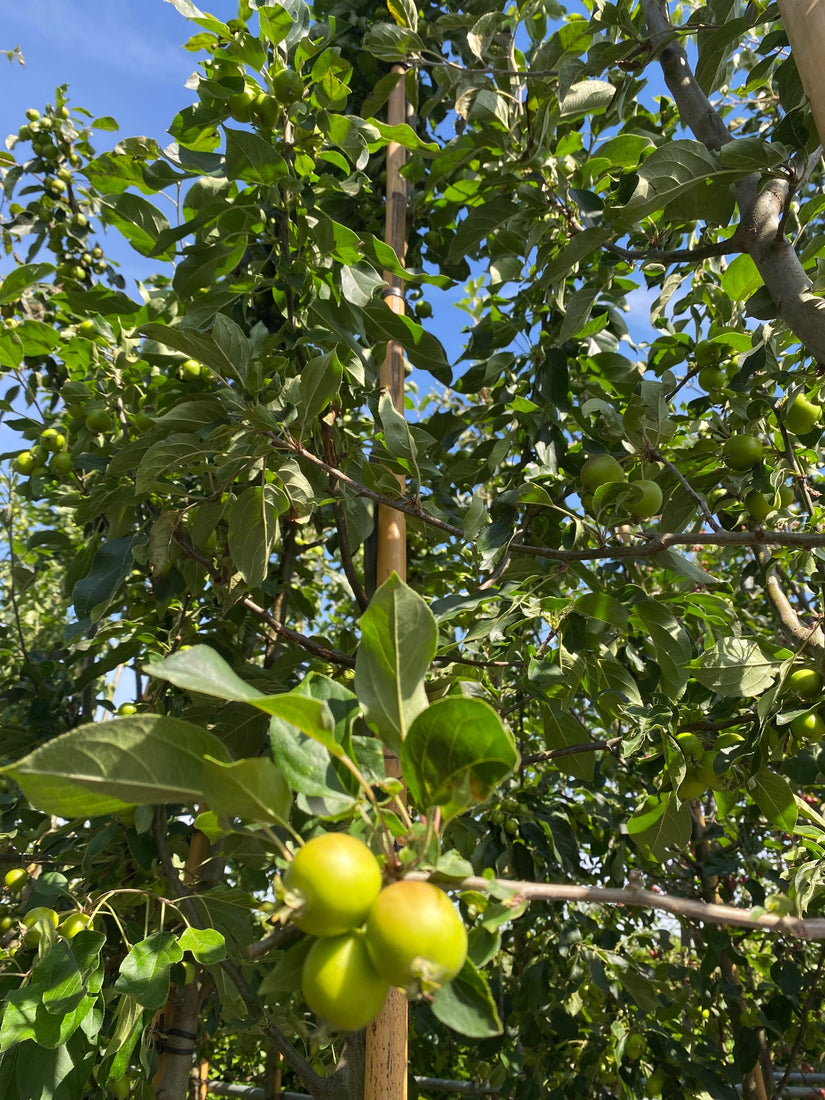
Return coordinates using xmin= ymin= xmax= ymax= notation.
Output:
xmin=2 ymin=0 xmax=825 ymax=1098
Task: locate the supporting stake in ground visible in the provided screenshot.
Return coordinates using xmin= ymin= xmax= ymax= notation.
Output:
xmin=364 ymin=62 xmax=410 ymax=1100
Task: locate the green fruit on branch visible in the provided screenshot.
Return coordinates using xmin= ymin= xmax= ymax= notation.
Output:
xmin=790 ymin=711 xmax=825 ymax=740
xmin=698 ymin=366 xmax=726 ymax=392
xmin=778 ymin=484 xmax=795 ymax=507
xmin=59 ymin=911 xmax=94 ymax=938
xmin=722 ymin=434 xmax=763 ymax=470
xmin=40 ymin=427 xmax=66 ymax=451
xmin=783 ymin=393 xmax=821 ymax=436
xmin=4 ymin=867 xmax=28 ymax=892
xmin=627 ymin=479 xmax=663 ymax=518
xmin=180 ymin=358 xmax=203 ymax=381
xmin=365 ymin=880 xmax=467 ymax=995
xmin=745 ymin=490 xmax=774 ymax=522
xmin=676 ymin=732 xmax=703 ymax=761
xmin=301 ymin=930 xmax=389 ymax=1030
xmin=22 ymin=906 xmax=59 ymax=946
xmin=283 ymin=833 xmax=382 ymax=937
xmin=85 ymin=408 xmax=111 ymax=433
xmin=787 ymin=668 xmax=823 ymax=699
xmin=581 ymin=454 xmax=624 ymax=491
xmin=14 ymin=451 xmax=37 ymax=475
xmin=49 ymin=452 xmax=74 ymax=477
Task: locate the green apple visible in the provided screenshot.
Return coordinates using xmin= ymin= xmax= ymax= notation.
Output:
xmin=59 ymin=911 xmax=94 ymax=938
xmin=4 ymin=867 xmax=28 ymax=892
xmin=627 ymin=479 xmax=663 ymax=518
xmin=787 ymin=668 xmax=823 ymax=699
xmin=676 ymin=732 xmax=703 ymax=761
xmin=783 ymin=393 xmax=821 ymax=436
xmin=723 ymin=434 xmax=763 ymax=470
xmin=790 ymin=711 xmax=825 ymax=740
xmin=745 ymin=490 xmax=774 ymax=522
xmin=22 ymin=906 xmax=59 ymax=946
xmin=581 ymin=454 xmax=624 ymax=491
xmin=698 ymin=366 xmax=726 ymax=392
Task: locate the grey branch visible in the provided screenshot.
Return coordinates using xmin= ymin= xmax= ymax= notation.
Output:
xmin=641 ymin=0 xmax=825 ymax=363
xmin=421 ymin=872 xmax=825 ymax=939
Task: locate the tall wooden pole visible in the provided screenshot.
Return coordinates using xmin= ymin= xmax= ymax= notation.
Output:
xmin=778 ymin=0 xmax=825 ymax=149
xmin=364 ymin=64 xmax=409 ymax=1100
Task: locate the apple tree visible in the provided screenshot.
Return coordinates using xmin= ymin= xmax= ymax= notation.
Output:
xmin=1 ymin=0 xmax=825 ymax=1098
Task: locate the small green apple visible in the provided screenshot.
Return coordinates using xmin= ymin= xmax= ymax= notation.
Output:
xmin=783 ymin=393 xmax=821 ymax=436
xmin=723 ymin=434 xmax=763 ymax=470
xmin=581 ymin=454 xmax=624 ymax=491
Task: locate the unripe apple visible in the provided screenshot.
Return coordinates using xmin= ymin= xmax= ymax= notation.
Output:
xmin=627 ymin=479 xmax=663 ymax=518
xmin=581 ymin=454 xmax=624 ymax=491
xmin=787 ymin=668 xmax=823 ymax=699
xmin=745 ymin=490 xmax=774 ymax=522
xmin=723 ymin=434 xmax=763 ymax=470
xmin=783 ymin=393 xmax=821 ymax=436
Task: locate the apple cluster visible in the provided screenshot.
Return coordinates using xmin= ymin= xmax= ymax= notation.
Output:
xmin=580 ymin=454 xmax=663 ymax=520
xmin=672 ymin=665 xmax=825 ymax=801
xmin=282 ymin=833 xmax=467 ymax=1031
xmin=1 ymin=867 xmax=93 ymax=946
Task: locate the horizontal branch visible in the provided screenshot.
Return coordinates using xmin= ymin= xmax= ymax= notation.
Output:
xmin=605 ymin=235 xmax=741 ymax=265
xmin=522 ymin=738 xmax=620 ymax=764
xmin=424 ymin=873 xmax=825 ymax=939
xmin=277 ymin=436 xmax=825 ymax=565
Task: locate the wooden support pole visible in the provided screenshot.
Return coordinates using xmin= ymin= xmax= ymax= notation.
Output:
xmin=778 ymin=0 xmax=825 ymax=149
xmin=364 ymin=63 xmax=410 ymax=1100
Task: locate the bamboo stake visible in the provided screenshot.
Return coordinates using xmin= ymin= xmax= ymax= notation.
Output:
xmin=364 ymin=62 xmax=410 ymax=1100
xmin=777 ymin=0 xmax=825 ymax=148
xmin=375 ymin=64 xmax=410 ymax=587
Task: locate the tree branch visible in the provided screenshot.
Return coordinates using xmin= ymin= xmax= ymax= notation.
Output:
xmin=641 ymin=0 xmax=825 ymax=362
xmin=275 ymin=435 xmax=825 ymax=563
xmin=421 ymin=872 xmax=825 ymax=939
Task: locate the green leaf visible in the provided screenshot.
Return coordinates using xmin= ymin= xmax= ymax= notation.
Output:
xmin=98 ymin=193 xmax=172 ymax=258
xmin=751 ymin=770 xmax=797 ymax=832
xmin=298 ymin=349 xmax=343 ymax=434
xmin=114 ymin=932 xmax=182 ymax=1010
xmin=362 ymin=22 xmax=425 ymax=60
xmin=145 ymin=646 xmax=339 ymax=747
xmin=379 ymin=390 xmax=419 ymax=474
xmin=0 ymin=263 xmax=54 ymax=305
xmin=632 ymin=598 xmax=691 ymax=701
xmin=4 ymin=715 xmax=232 ymax=816
xmin=430 ymin=959 xmax=503 ymax=1037
xmin=721 ymin=253 xmax=762 ymax=302
xmin=201 ymin=756 xmax=292 ymax=825
xmin=447 ymin=199 xmax=520 ymax=263
xmin=71 ymin=535 xmax=145 ymax=628
xmin=689 ymin=639 xmax=779 ymax=697
xmin=542 ymin=227 xmax=612 ymax=283
xmin=354 ymin=574 xmax=437 ymax=754
xmin=268 ymin=715 xmax=356 ymax=817
xmin=627 ymin=793 xmax=692 ymax=862
xmin=559 ymin=80 xmax=615 ymax=118
xmin=178 ymin=926 xmax=227 ymax=965
xmin=362 ymin=302 xmax=451 ymax=383
xmin=228 ymin=486 xmax=282 ymax=588
xmin=611 ymin=140 xmax=720 ymax=225
xmin=402 ymin=697 xmax=518 ymax=820
xmin=542 ymin=703 xmax=596 ymax=782
xmin=225 ymin=127 xmax=288 ymax=185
